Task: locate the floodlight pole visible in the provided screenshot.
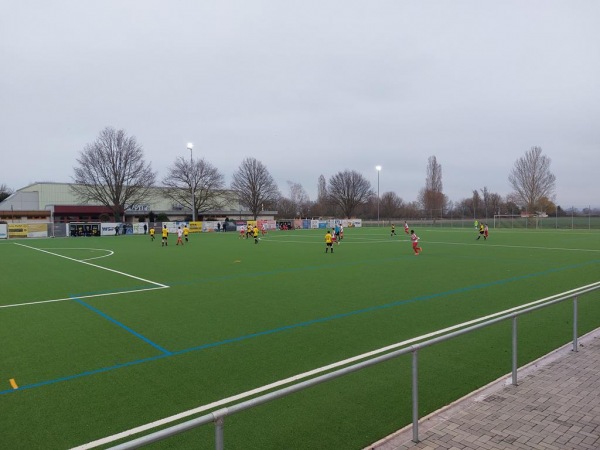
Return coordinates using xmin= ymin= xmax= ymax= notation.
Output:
xmin=376 ymin=165 xmax=382 ymax=225
xmin=187 ymin=143 xmax=196 ymax=222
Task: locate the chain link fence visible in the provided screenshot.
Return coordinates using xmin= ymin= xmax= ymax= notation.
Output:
xmin=364 ymin=213 xmax=600 ymax=230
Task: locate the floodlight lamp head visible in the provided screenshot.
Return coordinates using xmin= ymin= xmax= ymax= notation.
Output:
xmin=376 ymin=165 xmax=382 ymax=171
xmin=187 ymin=143 xmax=194 ymax=150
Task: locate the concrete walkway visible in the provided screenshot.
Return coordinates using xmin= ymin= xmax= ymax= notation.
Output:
xmin=368 ymin=329 xmax=600 ymax=450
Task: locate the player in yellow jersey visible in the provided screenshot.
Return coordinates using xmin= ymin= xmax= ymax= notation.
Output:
xmin=325 ymin=230 xmax=334 ymax=253
xmin=183 ymin=225 xmax=189 ymax=242
xmin=161 ymin=225 xmax=169 ymax=246
xmin=476 ymin=223 xmax=485 ymax=240
xmin=253 ymin=225 xmax=259 ymax=244
xmin=149 ymin=227 xmax=155 ymax=241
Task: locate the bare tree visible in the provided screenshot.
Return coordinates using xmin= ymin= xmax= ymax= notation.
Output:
xmin=328 ymin=170 xmax=373 ymax=218
xmin=418 ymin=156 xmax=447 ymax=217
xmin=380 ymin=192 xmax=404 ymax=222
xmin=287 ymin=181 xmax=311 ymax=217
xmin=508 ymin=146 xmax=556 ymax=213
xmin=231 ymin=157 xmax=280 ymax=219
xmin=162 ymin=157 xmax=225 ymax=218
xmin=472 ymin=190 xmax=481 ymax=218
xmin=275 ymin=197 xmax=296 ymax=219
xmin=401 ymin=201 xmax=422 ymax=219
xmin=489 ymin=192 xmax=504 ymax=216
xmin=275 ymin=181 xmax=311 ymax=219
xmin=311 ymin=174 xmax=332 ymax=217
xmin=426 ymin=155 xmax=443 ymax=192
xmin=480 ymin=186 xmax=491 ymax=219
xmin=72 ymin=127 xmax=156 ymax=221
xmin=455 ymin=197 xmax=472 ymax=218
xmin=504 ymin=193 xmax=522 ymax=215
xmin=317 ymin=175 xmax=327 ymax=201
xmin=477 ymin=187 xmax=506 ymax=219
xmin=0 ymin=184 xmax=13 ymax=202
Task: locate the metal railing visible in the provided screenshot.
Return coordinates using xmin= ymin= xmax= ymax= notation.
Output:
xmin=108 ymin=281 xmax=600 ymax=449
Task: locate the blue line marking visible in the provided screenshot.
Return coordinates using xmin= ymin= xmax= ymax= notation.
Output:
xmin=72 ymin=297 xmax=172 ymax=356
xmin=2 ymin=259 xmax=598 ymax=396
xmin=0 ymin=353 xmax=170 ymax=395
xmin=173 ymin=260 xmax=600 ymax=355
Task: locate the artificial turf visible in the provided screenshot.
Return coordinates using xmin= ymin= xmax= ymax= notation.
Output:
xmin=1 ymin=226 xmax=599 ymax=449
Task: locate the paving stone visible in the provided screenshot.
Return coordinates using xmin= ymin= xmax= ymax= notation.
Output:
xmin=367 ymin=331 xmax=600 ymax=450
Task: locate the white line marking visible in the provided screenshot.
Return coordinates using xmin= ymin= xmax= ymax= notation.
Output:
xmin=80 ymin=249 xmax=114 ymax=261
xmin=71 ymin=280 xmax=600 ymax=449
xmin=24 ymin=247 xmax=115 ymax=261
xmin=424 ymin=228 xmax=600 ymax=236
xmin=263 ymin=237 xmax=600 ymax=252
xmin=0 ymin=286 xmax=168 ymax=309
xmin=426 ymin=240 xmax=600 ymax=253
xmin=14 ymin=243 xmax=168 ymax=288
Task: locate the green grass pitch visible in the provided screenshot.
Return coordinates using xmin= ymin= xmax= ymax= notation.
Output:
xmin=1 ymin=227 xmax=599 ymax=449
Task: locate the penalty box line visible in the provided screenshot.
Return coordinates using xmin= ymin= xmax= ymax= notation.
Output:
xmin=0 ymin=286 xmax=169 ymax=309
xmin=3 ymin=243 xmax=170 ymax=309
xmin=14 ymin=243 xmax=168 ymax=288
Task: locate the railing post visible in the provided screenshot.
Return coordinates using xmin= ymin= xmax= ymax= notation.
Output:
xmin=214 ymin=416 xmax=224 ymax=450
xmin=512 ymin=317 xmax=518 ymax=386
xmin=412 ymin=349 xmax=419 ymax=443
xmin=573 ymin=296 xmax=579 ymax=352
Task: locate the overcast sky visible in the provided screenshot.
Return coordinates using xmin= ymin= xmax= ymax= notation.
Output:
xmin=2 ymin=1 xmax=599 ymax=208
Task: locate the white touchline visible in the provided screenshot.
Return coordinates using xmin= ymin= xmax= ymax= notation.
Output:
xmin=435 ymin=240 xmax=600 ymax=252
xmin=71 ymin=279 xmax=600 ymax=450
xmin=0 ymin=286 xmax=168 ymax=309
xmin=14 ymin=243 xmax=168 ymax=288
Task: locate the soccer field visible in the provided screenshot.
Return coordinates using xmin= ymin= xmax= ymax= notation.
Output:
xmin=1 ymin=227 xmax=599 ymax=449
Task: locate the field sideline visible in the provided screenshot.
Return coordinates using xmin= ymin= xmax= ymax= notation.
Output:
xmin=1 ymin=227 xmax=599 ymax=449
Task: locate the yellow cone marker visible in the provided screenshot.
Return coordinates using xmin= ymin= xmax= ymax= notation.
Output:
xmin=9 ymin=378 xmax=18 ymax=389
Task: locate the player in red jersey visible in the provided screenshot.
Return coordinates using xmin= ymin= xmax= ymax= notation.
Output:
xmin=410 ymin=230 xmax=422 ymax=255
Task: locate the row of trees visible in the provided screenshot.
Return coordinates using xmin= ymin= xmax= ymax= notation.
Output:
xmin=69 ymin=127 xmax=379 ymax=221
xmin=292 ymin=146 xmax=560 ymax=221
xmin=1 ymin=127 xmax=562 ymax=221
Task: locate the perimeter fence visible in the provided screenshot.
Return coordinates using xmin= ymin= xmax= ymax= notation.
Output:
xmin=365 ymin=215 xmax=600 ymax=230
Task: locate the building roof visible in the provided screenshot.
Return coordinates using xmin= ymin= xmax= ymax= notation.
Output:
xmin=0 ymin=182 xmax=276 ymax=218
